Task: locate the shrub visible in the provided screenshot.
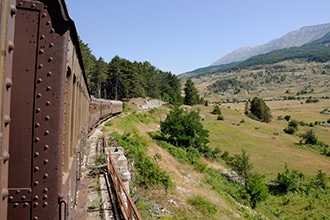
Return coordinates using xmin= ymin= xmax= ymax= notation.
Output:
xmin=302 ymin=129 xmax=318 ymax=145
xmin=309 ymin=170 xmax=328 ymax=190
xmin=221 ymin=151 xmax=231 ymax=160
xmin=284 ymin=115 xmax=291 ymax=121
xmin=306 ymin=97 xmax=319 ymax=103
xmin=288 ymin=120 xmax=299 ymax=129
xmin=284 ymin=119 xmax=298 ymax=134
xmin=212 ymin=105 xmax=222 ymax=115
xmin=283 ymin=126 xmax=296 ymax=134
xmin=160 ymin=106 xmax=210 ymax=156
xmin=227 ymin=149 xmax=253 ymax=179
xmin=217 ymin=114 xmax=224 ymax=120
xmin=246 ymin=173 xmax=269 ymax=208
xmin=274 ymin=163 xmax=305 ymax=193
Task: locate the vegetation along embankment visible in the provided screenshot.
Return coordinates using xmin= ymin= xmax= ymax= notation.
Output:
xmin=102 ymin=96 xmax=330 ymax=219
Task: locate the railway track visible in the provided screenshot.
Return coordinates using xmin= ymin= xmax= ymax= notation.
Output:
xmin=77 ymin=120 xmax=141 ymax=220
xmin=77 ymin=122 xmax=115 ymax=220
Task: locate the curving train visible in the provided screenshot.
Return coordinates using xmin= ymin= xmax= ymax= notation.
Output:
xmin=0 ymin=0 xmax=122 ymax=219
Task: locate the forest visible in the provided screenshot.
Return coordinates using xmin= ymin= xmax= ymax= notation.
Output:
xmin=79 ymin=39 xmax=182 ymax=104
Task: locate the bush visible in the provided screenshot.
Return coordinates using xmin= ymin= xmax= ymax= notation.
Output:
xmin=274 ymin=163 xmax=305 ymax=194
xmin=302 ymin=129 xmax=318 ymax=145
xmin=160 ymin=106 xmax=210 ymax=156
xmin=246 ymin=173 xmax=269 ymax=208
xmin=306 ymin=97 xmax=319 ymax=103
xmin=284 ymin=115 xmax=291 ymax=121
xmin=288 ymin=120 xmax=299 ymax=129
xmin=309 ymin=170 xmax=328 ymax=190
xmin=284 ymin=126 xmax=296 ymax=134
xmin=227 ymin=149 xmax=253 ymax=180
xmin=212 ymin=105 xmax=222 ymax=115
xmin=284 ymin=119 xmax=299 ymax=134
xmin=221 ymin=151 xmax=231 ymax=160
xmin=217 ymin=114 xmax=224 ymax=120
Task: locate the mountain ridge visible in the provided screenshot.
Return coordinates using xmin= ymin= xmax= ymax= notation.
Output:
xmin=211 ymin=23 xmax=330 ymax=66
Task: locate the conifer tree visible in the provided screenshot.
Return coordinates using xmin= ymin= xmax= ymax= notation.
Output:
xmin=249 ymin=97 xmax=272 ymax=123
xmin=184 ymin=79 xmax=199 ymax=106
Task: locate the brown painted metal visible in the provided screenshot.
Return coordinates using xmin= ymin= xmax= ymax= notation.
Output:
xmin=8 ymin=1 xmax=67 ymax=219
xmin=0 ymin=0 xmax=16 ymax=219
xmin=7 ymin=0 xmax=93 ymax=219
xmin=3 ymin=0 xmax=123 ymax=219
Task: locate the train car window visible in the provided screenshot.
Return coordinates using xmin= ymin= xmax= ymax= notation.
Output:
xmin=67 ymin=66 xmax=72 ymax=78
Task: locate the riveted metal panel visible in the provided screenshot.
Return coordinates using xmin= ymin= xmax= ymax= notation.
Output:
xmin=31 ymin=1 xmax=67 ymax=219
xmin=6 ymin=0 xmax=93 ymax=219
xmin=8 ymin=1 xmax=68 ymax=219
xmin=8 ymin=3 xmax=39 ymax=189
xmin=8 ymin=2 xmax=41 ymax=220
xmin=8 ymin=202 xmax=31 ymax=219
xmin=0 ymin=0 xmax=16 ymax=219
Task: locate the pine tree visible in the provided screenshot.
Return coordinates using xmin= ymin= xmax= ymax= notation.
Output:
xmin=250 ymin=97 xmax=272 ymax=123
xmin=184 ymin=79 xmax=199 ymax=106
xmin=93 ymin=57 xmax=108 ymax=98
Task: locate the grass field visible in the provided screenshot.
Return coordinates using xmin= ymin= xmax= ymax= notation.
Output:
xmin=107 ymin=99 xmax=330 ymax=219
xmin=201 ymin=99 xmax=330 ymax=179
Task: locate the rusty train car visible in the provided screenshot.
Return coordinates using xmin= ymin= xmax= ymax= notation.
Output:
xmin=0 ymin=0 xmax=122 ymax=219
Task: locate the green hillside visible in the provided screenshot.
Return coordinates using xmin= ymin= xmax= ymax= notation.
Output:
xmin=106 ymin=98 xmax=330 ymax=219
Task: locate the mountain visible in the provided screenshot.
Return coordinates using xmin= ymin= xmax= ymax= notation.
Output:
xmin=185 ymin=31 xmax=330 ymax=77
xmin=180 ymin=31 xmax=330 ymax=101
xmin=211 ymin=23 xmax=330 ymax=66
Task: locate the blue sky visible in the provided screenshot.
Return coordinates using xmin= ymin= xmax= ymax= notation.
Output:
xmin=65 ymin=0 xmax=330 ymax=75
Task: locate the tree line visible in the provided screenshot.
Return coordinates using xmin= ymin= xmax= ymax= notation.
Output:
xmin=79 ymin=39 xmax=181 ymax=104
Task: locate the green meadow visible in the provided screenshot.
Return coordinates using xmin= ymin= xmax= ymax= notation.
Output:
xmin=107 ymin=99 xmax=330 ymax=219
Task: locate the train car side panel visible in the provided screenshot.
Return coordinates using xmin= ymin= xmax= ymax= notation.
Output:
xmin=8 ymin=1 xmax=69 ymax=219
xmin=7 ymin=4 xmax=38 ymax=218
xmin=111 ymin=100 xmax=123 ymax=114
xmin=2 ymin=0 xmax=123 ymax=219
xmin=0 ymin=0 xmax=16 ymax=219
xmin=63 ymin=34 xmax=90 ymax=216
